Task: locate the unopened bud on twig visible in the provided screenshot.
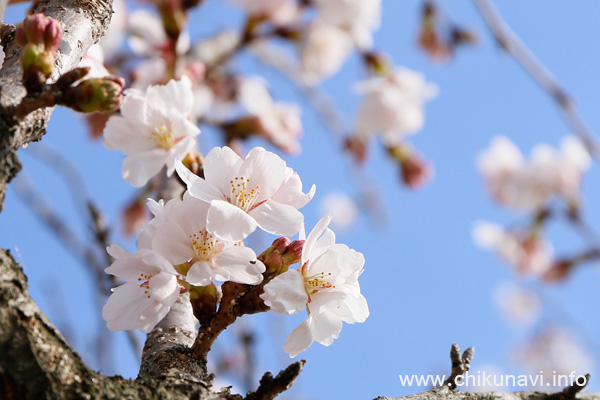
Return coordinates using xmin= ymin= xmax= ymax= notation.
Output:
xmin=16 ymin=14 xmax=63 ymax=91
xmin=63 ymin=75 xmax=125 ymax=113
xmin=388 ymin=144 xmax=433 ymax=189
xmin=259 ymin=237 xmax=304 ymax=275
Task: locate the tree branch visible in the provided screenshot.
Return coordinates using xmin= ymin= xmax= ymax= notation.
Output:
xmin=0 ymin=0 xmax=114 ymax=213
xmin=472 ymin=0 xmax=600 ymax=159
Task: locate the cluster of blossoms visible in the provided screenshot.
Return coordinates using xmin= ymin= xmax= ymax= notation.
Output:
xmin=102 ymin=81 xmax=369 ymax=354
xmin=477 ymin=135 xmax=590 ymax=212
xmin=474 ymin=136 xmax=592 ymax=279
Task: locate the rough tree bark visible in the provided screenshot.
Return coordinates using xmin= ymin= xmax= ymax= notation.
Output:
xmin=0 ymin=1 xmax=599 ymax=400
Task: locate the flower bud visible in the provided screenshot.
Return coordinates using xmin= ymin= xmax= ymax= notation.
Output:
xmin=16 ymin=14 xmax=63 ymax=52
xmin=259 ymin=237 xmax=290 ymax=274
xmin=64 ymin=75 xmax=125 ymax=113
xmin=282 ymin=239 xmax=304 ymax=267
xmin=388 ymin=144 xmax=433 ymax=189
xmin=16 ymin=14 xmax=63 ymax=90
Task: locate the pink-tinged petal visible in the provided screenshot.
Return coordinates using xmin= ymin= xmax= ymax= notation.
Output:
xmin=146 ymin=198 xmax=165 ymax=218
xmin=203 ymin=146 xmax=243 ymax=194
xmin=261 ymin=270 xmax=307 ymax=315
xmin=152 ymin=221 xmax=195 ymax=265
xmin=272 ymin=168 xmax=316 ymax=209
xmin=309 ymin=244 xmax=363 ymax=280
xmin=137 ymin=301 xmax=168 ymax=333
xmin=249 ymin=202 xmax=304 ymax=237
xmin=311 ymin=311 xmax=343 ymax=346
xmin=175 ymin=160 xmax=223 ymax=202
xmin=212 ymin=247 xmax=265 ymax=284
xmin=309 ymin=228 xmax=336 ymax=260
xmin=140 ymin=251 xmax=178 ymax=275
xmin=120 ymin=88 xmax=146 ymax=121
xmin=103 ymin=283 xmax=154 ymax=331
xmin=239 ymin=150 xmax=286 ymax=201
xmin=283 ymin=316 xmax=315 ymax=358
xmin=307 ymin=290 xmax=346 ymax=316
xmin=122 ymin=149 xmax=168 ymax=187
xmin=186 ymin=260 xmax=214 ymax=286
xmin=146 ymin=77 xmax=195 ymax=117
xmin=105 ymin=248 xmax=161 ymax=281
xmin=336 ymin=293 xmax=369 ymax=323
xmin=149 ymin=272 xmax=180 ymax=302
xmin=103 ymin=116 xmax=154 ymax=154
xmin=207 ymin=200 xmax=258 ymax=241
xmin=302 ymin=215 xmax=332 ymax=263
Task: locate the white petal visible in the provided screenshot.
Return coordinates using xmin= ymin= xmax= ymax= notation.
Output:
xmin=186 ymin=260 xmax=215 ymax=286
xmin=152 ymin=221 xmax=195 ymax=265
xmin=203 ymin=146 xmax=243 ymax=194
xmin=336 ymin=293 xmax=369 ymax=323
xmin=122 ymin=149 xmax=168 ymax=187
xmin=249 ymin=201 xmax=304 ymax=237
xmin=207 ymin=200 xmax=258 ymax=241
xmin=175 ymin=160 xmax=223 ymax=202
xmin=311 ymin=311 xmax=343 ymax=346
xmin=103 ymin=283 xmax=154 ymax=331
xmin=212 ymin=246 xmax=265 ymax=284
xmin=302 ymin=215 xmax=332 ymax=263
xmin=283 ymin=316 xmax=315 ymax=358
xmin=239 ymin=149 xmax=287 ymax=201
xmin=261 ymin=270 xmax=308 ymax=315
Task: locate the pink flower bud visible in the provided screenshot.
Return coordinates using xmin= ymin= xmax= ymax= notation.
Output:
xmin=16 ymin=14 xmax=62 ymax=52
xmin=282 ymin=239 xmax=304 ymax=266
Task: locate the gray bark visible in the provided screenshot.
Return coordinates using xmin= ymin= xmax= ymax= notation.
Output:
xmin=0 ymin=0 xmax=113 ymax=212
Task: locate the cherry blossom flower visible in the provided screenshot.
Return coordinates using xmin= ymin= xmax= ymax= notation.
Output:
xmin=230 ymin=0 xmax=299 ymax=26
xmin=477 ymin=136 xmax=590 ymax=211
xmin=102 ymin=245 xmax=181 ymax=332
xmin=493 ymin=283 xmax=541 ymax=326
xmin=320 ymin=191 xmax=358 ymax=231
xmin=313 ymin=0 xmax=381 ymax=49
xmin=260 ymin=215 xmax=369 ymax=357
xmin=238 ymin=77 xmax=302 ymax=154
xmin=103 ymin=77 xmax=200 ymax=187
xmin=355 ymin=67 xmax=438 ymax=146
xmin=176 ymin=146 xmax=315 ymax=241
xmin=473 ymin=221 xmax=553 ymax=276
xmin=299 ymin=23 xmax=353 ymax=85
xmin=150 ymin=195 xmax=266 ymax=286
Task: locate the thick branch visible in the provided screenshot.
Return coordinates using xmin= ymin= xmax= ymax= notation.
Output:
xmin=0 ymin=0 xmax=114 ymax=212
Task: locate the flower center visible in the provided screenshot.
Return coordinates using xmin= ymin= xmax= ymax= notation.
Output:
xmin=229 ymin=176 xmax=261 ymax=211
xmin=137 ymin=272 xmax=154 ymax=299
xmin=304 ymin=271 xmax=335 ymax=294
xmin=190 ymin=230 xmax=218 ymax=261
xmin=151 ymin=122 xmax=176 ymax=150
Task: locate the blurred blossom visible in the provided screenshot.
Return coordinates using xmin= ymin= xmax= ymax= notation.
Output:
xmin=477 ymin=136 xmax=590 ymax=211
xmin=194 ymin=29 xmax=241 ymax=67
xmin=493 ymin=283 xmax=541 ymax=326
xmin=0 ymin=46 xmax=4 ymax=67
xmin=313 ymin=0 xmax=381 ymax=50
xmin=320 ymin=191 xmax=358 ymax=231
xmin=299 ymin=23 xmax=353 ymax=85
xmin=473 ymin=221 xmax=553 ymax=277
xmin=99 ymin=0 xmax=127 ymax=58
xmin=128 ymin=9 xmax=190 ymax=57
xmin=78 ymin=44 xmax=110 ymax=78
xmin=514 ymin=327 xmax=594 ymax=380
xmin=238 ymin=77 xmax=302 ymax=154
xmin=230 ymin=0 xmax=300 ymax=26
xmin=355 ymin=67 xmax=438 ymax=146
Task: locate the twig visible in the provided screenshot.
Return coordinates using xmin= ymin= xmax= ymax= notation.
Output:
xmin=443 ymin=343 xmax=475 ymax=390
xmin=244 ymin=360 xmax=306 ymax=400
xmin=472 ymin=0 xmax=600 ymax=159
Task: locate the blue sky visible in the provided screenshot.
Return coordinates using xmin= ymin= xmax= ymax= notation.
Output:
xmin=2 ymin=1 xmax=600 ymax=399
